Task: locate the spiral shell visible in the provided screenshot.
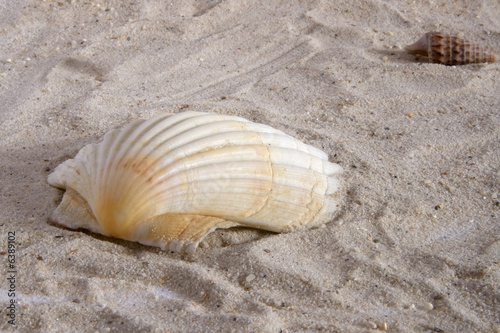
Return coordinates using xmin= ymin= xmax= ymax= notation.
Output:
xmin=48 ymin=112 xmax=344 ymax=253
xmin=405 ymin=32 xmax=498 ymax=65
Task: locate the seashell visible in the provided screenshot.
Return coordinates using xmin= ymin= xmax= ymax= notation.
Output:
xmin=405 ymin=32 xmax=498 ymax=65
xmin=48 ymin=112 xmax=344 ymax=253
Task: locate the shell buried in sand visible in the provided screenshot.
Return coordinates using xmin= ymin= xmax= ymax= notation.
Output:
xmin=48 ymin=112 xmax=344 ymax=253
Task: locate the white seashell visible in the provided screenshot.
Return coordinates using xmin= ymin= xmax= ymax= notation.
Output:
xmin=48 ymin=112 xmax=344 ymax=253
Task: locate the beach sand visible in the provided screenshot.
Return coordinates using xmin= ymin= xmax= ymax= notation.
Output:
xmin=1 ymin=0 xmax=499 ymax=332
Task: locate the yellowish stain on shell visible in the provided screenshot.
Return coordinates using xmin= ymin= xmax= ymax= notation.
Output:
xmin=405 ymin=32 xmax=498 ymax=65
xmin=48 ymin=112 xmax=344 ymax=253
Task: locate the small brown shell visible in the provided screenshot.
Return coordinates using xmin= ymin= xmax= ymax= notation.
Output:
xmin=405 ymin=32 xmax=498 ymax=65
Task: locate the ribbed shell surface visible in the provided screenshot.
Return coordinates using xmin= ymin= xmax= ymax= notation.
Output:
xmin=48 ymin=112 xmax=344 ymax=253
xmin=405 ymin=32 xmax=498 ymax=65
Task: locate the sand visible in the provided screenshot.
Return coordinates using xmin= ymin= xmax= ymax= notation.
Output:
xmin=1 ymin=0 xmax=499 ymax=332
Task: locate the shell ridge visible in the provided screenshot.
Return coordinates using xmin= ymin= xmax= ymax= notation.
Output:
xmin=99 ymin=126 xmax=274 ymax=224
xmin=303 ymin=171 xmax=329 ymax=229
xmin=130 ymin=139 xmax=330 ymax=223
xmin=137 ymin=114 xmax=255 ymax=160
xmin=273 ymin=154 xmax=340 ymax=229
xmin=133 ymin=132 xmax=272 ymax=222
xmin=303 ymin=150 xmax=327 ymax=226
xmin=128 ymin=139 xmax=273 ymax=219
xmin=136 ymin=169 xmax=326 ymax=218
xmin=259 ymin=132 xmax=327 ymax=158
xmin=96 ymin=129 xmax=120 ymax=197
xmin=112 ymin=115 xmax=170 ymax=170
xmin=265 ymin=181 xmax=319 ymax=209
xmin=103 ymin=112 xmax=207 ymax=207
xmin=460 ymin=38 xmax=467 ymax=64
xmin=104 ymin=117 xmax=170 ymax=208
xmin=99 ymin=121 xmax=146 ymax=215
xmin=130 ymin=164 xmax=272 ymax=219
xmin=121 ymin=130 xmax=268 ymax=202
xmin=241 ymin=140 xmax=326 ymax=225
xmin=146 ymin=140 xmax=270 ymax=181
xmin=448 ymin=37 xmax=454 ymax=63
xmin=93 ymin=133 xmax=121 ymax=216
xmin=472 ymin=43 xmax=478 ymax=62
xmin=88 ymin=142 xmax=103 ymax=217
xmin=75 ymin=153 xmax=95 ymax=203
xmin=244 ymin=138 xmax=273 ymax=220
xmin=94 ymin=119 xmax=166 ymax=235
xmin=118 ymin=119 xmax=256 ymax=187
xmin=97 ymin=113 xmax=211 ymax=215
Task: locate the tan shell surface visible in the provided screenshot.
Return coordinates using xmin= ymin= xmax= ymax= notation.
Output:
xmin=405 ymin=32 xmax=498 ymax=65
xmin=48 ymin=112 xmax=344 ymax=253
